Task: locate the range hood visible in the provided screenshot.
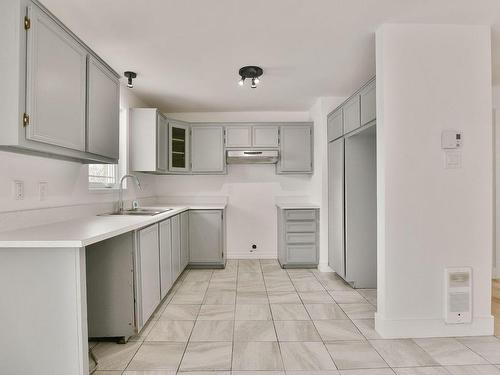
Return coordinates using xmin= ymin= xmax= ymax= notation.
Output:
xmin=226 ymin=150 xmax=279 ymax=164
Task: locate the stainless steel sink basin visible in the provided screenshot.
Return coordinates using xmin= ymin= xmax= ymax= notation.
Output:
xmin=99 ymin=208 xmax=173 ymax=216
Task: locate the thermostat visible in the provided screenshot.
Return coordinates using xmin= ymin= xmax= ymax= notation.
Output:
xmin=441 ymin=130 xmax=462 ymax=149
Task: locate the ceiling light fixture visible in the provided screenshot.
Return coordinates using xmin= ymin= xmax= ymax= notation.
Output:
xmin=124 ymin=71 xmax=137 ymax=88
xmin=238 ymin=66 xmax=263 ymax=88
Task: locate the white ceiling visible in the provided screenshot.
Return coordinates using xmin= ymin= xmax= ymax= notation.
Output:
xmin=42 ymin=0 xmax=500 ymax=112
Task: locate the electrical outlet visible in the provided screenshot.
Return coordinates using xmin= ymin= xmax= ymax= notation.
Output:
xmin=39 ymin=181 xmax=48 ymax=201
xmin=13 ymin=180 xmax=24 ymax=200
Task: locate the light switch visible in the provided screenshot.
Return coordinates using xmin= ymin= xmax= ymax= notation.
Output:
xmin=13 ymin=180 xmax=24 ymax=200
xmin=39 ymin=181 xmax=48 ymax=201
xmin=445 ymin=150 xmax=462 ymax=169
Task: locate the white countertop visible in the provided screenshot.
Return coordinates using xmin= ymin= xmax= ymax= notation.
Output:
xmin=275 ymin=203 xmax=320 ymax=209
xmin=0 ymin=205 xmax=226 ymax=248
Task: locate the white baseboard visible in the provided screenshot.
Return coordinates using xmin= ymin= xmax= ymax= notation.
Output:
xmin=493 ymin=267 xmax=500 ymax=279
xmin=318 ymin=262 xmax=334 ymax=272
xmin=228 ymin=251 xmax=277 ymax=260
xmin=374 ymin=313 xmax=495 ymax=338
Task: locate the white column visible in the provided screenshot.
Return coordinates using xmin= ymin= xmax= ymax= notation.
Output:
xmin=375 ymin=24 xmax=494 ymax=337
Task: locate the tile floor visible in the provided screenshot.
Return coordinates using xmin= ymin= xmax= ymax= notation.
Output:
xmin=90 ymin=259 xmax=500 ymax=375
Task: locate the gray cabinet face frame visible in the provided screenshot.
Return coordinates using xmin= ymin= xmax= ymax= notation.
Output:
xmin=276 ymin=124 xmax=314 ymax=174
xmin=190 ymin=125 xmax=225 ymax=174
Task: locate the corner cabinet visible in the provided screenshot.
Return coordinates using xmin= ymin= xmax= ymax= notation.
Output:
xmin=0 ymin=0 xmax=120 ymax=163
xmin=189 ymin=210 xmax=226 ymax=268
xmin=169 ymin=121 xmax=190 ymax=172
xmin=130 ymin=108 xmax=168 ymax=173
xmin=277 ymin=124 xmax=313 ymax=174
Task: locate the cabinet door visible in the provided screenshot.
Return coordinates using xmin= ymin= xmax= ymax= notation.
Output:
xmin=26 ymin=4 xmax=86 ymax=151
xmin=252 ymin=126 xmax=279 ymax=147
xmin=277 ymin=126 xmax=312 ymax=173
xmin=171 ymin=215 xmax=181 ymax=279
xmin=157 ymin=114 xmax=168 ymax=172
xmin=189 ymin=210 xmax=223 ymax=264
xmin=169 ymin=122 xmax=190 ymax=172
xmin=87 ymin=57 xmax=119 ymax=160
xmin=328 ymin=139 xmax=345 ymax=278
xmin=159 ymin=219 xmax=172 ymax=299
xmin=327 ymin=109 xmax=343 ymax=142
xmin=137 ymin=224 xmax=161 ymax=326
xmin=225 ymin=126 xmax=252 ymax=147
xmin=191 ymin=126 xmax=224 ymax=173
xmin=360 ymin=80 xmax=376 ymax=126
xmin=343 ymin=95 xmax=361 ymax=134
xmin=180 ymin=211 xmax=189 ymax=269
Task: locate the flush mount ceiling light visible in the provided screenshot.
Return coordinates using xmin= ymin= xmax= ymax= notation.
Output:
xmin=238 ymin=66 xmax=263 ymax=88
xmin=124 ymin=71 xmax=137 ymax=88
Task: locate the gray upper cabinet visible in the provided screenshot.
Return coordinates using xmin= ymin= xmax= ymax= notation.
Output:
xmin=189 ymin=210 xmax=225 ymax=266
xmin=252 ymin=126 xmax=279 ymax=147
xmin=343 ymin=95 xmax=361 ymax=134
xmin=277 ymin=124 xmax=313 ymax=174
xmin=360 ymin=79 xmax=376 ymax=126
xmin=87 ymin=56 xmax=120 ymax=159
xmin=159 ymin=219 xmax=172 ymax=300
xmin=225 ymin=126 xmax=252 ymax=147
xmin=130 ymin=109 xmax=168 ymax=173
xmin=191 ymin=125 xmax=225 ymax=173
xmin=327 ymin=109 xmax=343 ymax=142
xmin=169 ymin=121 xmax=190 ymax=172
xmin=26 ymin=3 xmax=87 ymax=152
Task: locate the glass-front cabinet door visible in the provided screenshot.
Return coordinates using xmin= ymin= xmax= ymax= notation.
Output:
xmin=168 ymin=121 xmax=190 ymax=172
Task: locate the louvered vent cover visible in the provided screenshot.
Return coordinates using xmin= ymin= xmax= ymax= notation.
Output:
xmin=444 ymin=267 xmax=472 ymax=324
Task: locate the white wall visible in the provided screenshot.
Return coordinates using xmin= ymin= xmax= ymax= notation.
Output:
xmin=0 ymin=86 xmax=156 ymax=231
xmin=158 ymin=111 xmax=316 ymax=259
xmin=376 ymin=24 xmax=493 ymax=337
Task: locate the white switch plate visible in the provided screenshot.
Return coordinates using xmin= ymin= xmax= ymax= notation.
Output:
xmin=13 ymin=180 xmax=24 ymax=200
xmin=445 ymin=150 xmax=462 ymax=169
xmin=39 ymin=181 xmax=48 ymax=201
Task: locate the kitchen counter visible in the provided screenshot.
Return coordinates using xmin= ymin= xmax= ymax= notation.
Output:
xmin=0 ymin=204 xmax=226 ymax=248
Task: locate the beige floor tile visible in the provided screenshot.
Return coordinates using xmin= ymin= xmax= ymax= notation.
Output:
xmin=238 ymin=261 xmax=262 ymax=273
xmin=93 ymin=371 xmax=124 ymax=375
xmin=92 ymin=341 xmax=141 ymax=371
xmin=322 ymin=279 xmax=353 ymax=291
xmin=127 ymin=342 xmax=185 ymax=371
xmin=232 ymin=342 xmax=284 ymax=370
xmin=457 ymin=336 xmax=500 ymax=364
xmin=271 ymin=304 xmax=310 ymax=320
xmin=305 ymin=304 xmax=349 ymax=320
xmin=265 ymin=281 xmax=296 ymax=292
xmin=268 ymin=291 xmax=302 ymax=304
xmin=146 ymin=320 xmax=194 ymax=342
xmin=129 ymin=319 xmax=156 ymax=341
xmin=445 ymin=365 xmax=500 ymax=374
xmin=299 ymin=291 xmax=335 ymax=304
xmin=159 ymin=304 xmax=200 ymax=320
xmin=170 ymin=292 xmax=206 ymax=305
xmin=235 ymin=304 xmax=272 ymax=320
xmin=238 ymin=272 xmax=264 ymax=282
xmin=325 ymin=341 xmax=387 ymax=370
xmin=232 ymin=372 xmax=284 ymax=375
xmin=314 ymin=320 xmax=365 ymax=341
xmin=394 ymin=367 xmax=452 ymax=375
xmin=274 ymin=320 xmax=321 ymax=341
xmin=197 ymin=305 xmax=235 ymax=320
xmin=234 ymin=320 xmax=277 ymax=341
xmin=337 ymin=370 xmax=395 ymax=375
xmin=237 ymin=280 xmax=267 ymax=292
xmin=338 ymin=303 xmax=376 ymax=319
xmin=352 ymin=319 xmax=382 ymax=339
xmin=203 ymin=290 xmax=236 ymax=305
xmin=292 ymin=280 xmax=325 ymax=292
xmin=190 ymin=320 xmax=234 ymax=341
xmin=328 ymin=291 xmax=368 ymax=304
xmin=177 ymin=372 xmax=230 ymax=375
xmin=123 ymin=371 xmax=176 ymax=375
xmin=287 ymin=371 xmax=340 ymax=375
xmin=414 ymin=338 xmax=488 ymax=366
xmin=357 ymin=289 xmax=377 ymax=305
xmin=280 ymin=342 xmax=336 ymax=371
xmin=179 ymin=342 xmax=233 ymax=371
xmin=177 ymin=281 xmax=209 ymax=293
xmin=237 ymin=291 xmax=269 ymax=304
xmin=370 ymin=339 xmax=439 ymax=367
xmin=208 ymin=281 xmax=237 ymax=291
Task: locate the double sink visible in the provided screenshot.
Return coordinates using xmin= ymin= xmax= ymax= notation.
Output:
xmin=99 ymin=208 xmax=173 ymax=216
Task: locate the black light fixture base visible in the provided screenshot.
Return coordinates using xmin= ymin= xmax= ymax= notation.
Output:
xmin=239 ymin=66 xmax=263 ymax=79
xmin=124 ymin=71 xmax=137 ymax=88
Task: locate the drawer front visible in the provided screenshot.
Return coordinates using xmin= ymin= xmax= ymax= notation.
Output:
xmin=286 ymin=245 xmax=317 ymax=264
xmin=285 ymin=209 xmax=316 ymax=221
xmin=286 ymin=233 xmax=316 ymax=244
xmin=285 ymin=221 xmax=317 ymax=233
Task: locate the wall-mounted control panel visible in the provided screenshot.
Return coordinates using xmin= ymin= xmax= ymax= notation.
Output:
xmin=441 ymin=130 xmax=462 ymax=149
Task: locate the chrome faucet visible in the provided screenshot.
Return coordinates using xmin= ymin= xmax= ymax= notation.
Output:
xmin=118 ymin=174 xmax=142 ymax=212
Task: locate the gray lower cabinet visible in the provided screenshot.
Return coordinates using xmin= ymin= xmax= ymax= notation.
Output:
xmin=171 ymin=214 xmax=181 ymax=279
xmin=277 ymin=124 xmax=313 ymax=174
xmin=277 ymin=207 xmax=319 ymax=268
xmin=136 ymin=224 xmax=161 ymax=330
xmin=159 ymin=219 xmax=173 ymax=299
xmin=180 ymin=211 xmax=189 ymax=270
xmin=189 ymin=210 xmax=225 ymax=267
xmin=191 ymin=125 xmax=225 ymax=173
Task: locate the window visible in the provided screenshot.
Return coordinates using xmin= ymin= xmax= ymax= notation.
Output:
xmin=88 ymin=164 xmax=118 ymax=189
